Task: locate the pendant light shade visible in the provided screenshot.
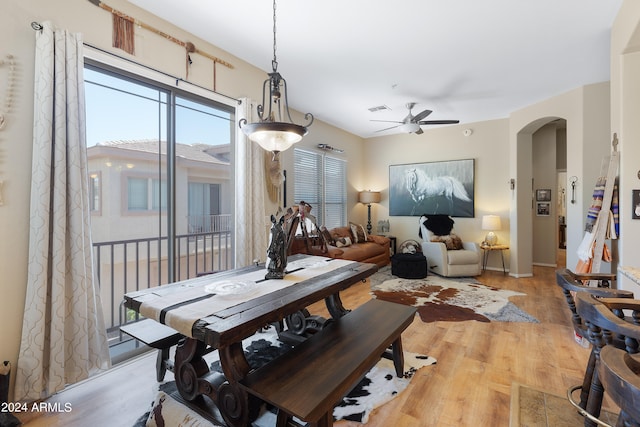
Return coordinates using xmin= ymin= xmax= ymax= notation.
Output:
xmin=241 ymin=121 xmax=307 ymax=153
xmin=239 ymin=0 xmax=313 ymax=157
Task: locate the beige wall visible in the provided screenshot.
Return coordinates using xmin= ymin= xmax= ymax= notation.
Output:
xmin=509 ymin=82 xmax=612 ymax=276
xmin=611 ymin=0 xmax=640 ymax=294
xmin=361 ymin=118 xmax=511 ymax=265
xmin=360 ymin=81 xmax=613 ymax=278
xmin=279 ymin=114 xmax=366 ymax=220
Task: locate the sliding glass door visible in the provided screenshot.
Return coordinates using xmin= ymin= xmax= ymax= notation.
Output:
xmin=84 ymin=62 xmax=234 ymax=360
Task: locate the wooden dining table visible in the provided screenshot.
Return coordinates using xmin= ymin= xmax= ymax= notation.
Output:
xmin=123 ymin=255 xmax=378 ymax=427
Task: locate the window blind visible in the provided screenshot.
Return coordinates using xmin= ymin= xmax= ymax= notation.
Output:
xmin=294 ymin=148 xmax=346 ymax=229
xmin=323 ymin=155 xmax=347 ymax=229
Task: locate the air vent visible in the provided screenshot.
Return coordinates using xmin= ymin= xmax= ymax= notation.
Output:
xmin=368 ymin=105 xmax=390 ymax=113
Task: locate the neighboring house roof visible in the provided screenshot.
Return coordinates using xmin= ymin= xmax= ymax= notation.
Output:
xmin=90 ymin=140 xmax=230 ymax=165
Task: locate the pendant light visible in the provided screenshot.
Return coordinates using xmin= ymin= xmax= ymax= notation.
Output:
xmin=239 ymin=0 xmax=313 ymax=158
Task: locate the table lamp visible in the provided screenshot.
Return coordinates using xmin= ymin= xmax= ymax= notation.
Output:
xmin=482 ymin=215 xmax=501 ymax=246
xmin=358 ymin=190 xmax=381 ymax=234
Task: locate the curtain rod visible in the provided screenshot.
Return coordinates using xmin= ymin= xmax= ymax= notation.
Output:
xmin=30 ymin=21 xmax=240 ymax=104
xmin=85 ymin=0 xmax=233 ymax=69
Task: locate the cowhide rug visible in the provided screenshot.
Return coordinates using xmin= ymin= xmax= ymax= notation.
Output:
xmin=371 ymin=267 xmax=538 ymax=323
xmin=135 ymin=326 xmax=436 ymax=426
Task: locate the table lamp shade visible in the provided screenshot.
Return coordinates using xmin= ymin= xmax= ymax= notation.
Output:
xmin=358 ymin=191 xmax=381 ymax=204
xmin=482 ymin=215 xmax=501 ymax=246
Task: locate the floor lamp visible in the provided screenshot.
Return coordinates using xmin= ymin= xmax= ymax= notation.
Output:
xmin=358 ymin=190 xmax=381 ymax=235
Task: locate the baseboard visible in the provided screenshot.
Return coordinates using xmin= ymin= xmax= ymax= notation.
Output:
xmin=532 ymin=262 xmax=557 ymax=267
xmin=483 ymin=266 xmax=509 ymax=273
xmin=509 ymin=272 xmax=533 ymax=278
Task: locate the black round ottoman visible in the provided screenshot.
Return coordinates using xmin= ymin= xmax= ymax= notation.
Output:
xmin=391 ymin=253 xmax=428 ymax=279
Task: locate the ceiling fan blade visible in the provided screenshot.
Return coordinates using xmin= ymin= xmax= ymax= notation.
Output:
xmin=375 ymin=124 xmax=402 ymax=133
xmin=419 ymin=120 xmax=460 ymax=125
xmin=370 ymin=119 xmax=404 ymax=124
xmin=412 ymin=109 xmax=433 ymax=122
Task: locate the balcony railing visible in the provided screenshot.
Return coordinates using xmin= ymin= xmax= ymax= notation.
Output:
xmin=94 ymin=224 xmax=232 ymax=361
xmin=187 ymin=214 xmax=232 ymax=234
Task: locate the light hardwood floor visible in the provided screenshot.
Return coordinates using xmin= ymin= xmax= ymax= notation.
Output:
xmin=17 ymin=260 xmax=617 ymax=426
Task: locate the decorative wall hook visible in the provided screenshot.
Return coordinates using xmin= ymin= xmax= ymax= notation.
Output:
xmin=569 ymin=176 xmax=578 ymax=204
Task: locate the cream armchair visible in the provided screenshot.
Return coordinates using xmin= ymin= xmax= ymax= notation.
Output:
xmin=419 ymin=215 xmax=481 ymax=277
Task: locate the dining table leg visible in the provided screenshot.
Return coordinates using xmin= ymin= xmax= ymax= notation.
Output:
xmin=325 ymin=292 xmax=350 ymax=319
xmin=279 ymin=293 xmax=350 ymax=344
xmin=174 ymin=338 xmax=214 ymax=401
xmin=173 ymin=337 xmax=257 ymax=427
xmin=218 ymin=342 xmax=260 ymax=427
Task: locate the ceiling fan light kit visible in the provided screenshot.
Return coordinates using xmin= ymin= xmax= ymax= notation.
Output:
xmin=239 ymin=0 xmax=313 ymax=158
xmin=400 ymin=122 xmax=421 ymax=134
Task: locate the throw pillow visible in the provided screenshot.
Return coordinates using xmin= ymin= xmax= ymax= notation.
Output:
xmin=320 ymin=226 xmax=335 ymax=246
xmin=349 ymin=222 xmax=368 ymax=243
xmin=335 ymin=236 xmax=352 ymax=248
xmin=330 ymin=227 xmax=351 ymax=241
xmin=421 ymin=214 xmax=455 ymax=236
xmin=398 ymin=239 xmax=422 ymax=254
xmin=430 ymin=233 xmax=464 ymax=250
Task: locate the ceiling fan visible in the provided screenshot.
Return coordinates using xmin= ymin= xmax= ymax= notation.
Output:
xmin=372 ymin=102 xmax=459 ymax=134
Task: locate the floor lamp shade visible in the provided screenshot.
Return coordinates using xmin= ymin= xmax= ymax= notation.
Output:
xmin=482 ymin=215 xmax=501 ymax=245
xmin=358 ymin=191 xmax=381 ymax=204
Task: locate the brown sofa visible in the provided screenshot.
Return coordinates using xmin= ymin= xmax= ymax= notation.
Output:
xmin=322 ymin=226 xmax=391 ymax=267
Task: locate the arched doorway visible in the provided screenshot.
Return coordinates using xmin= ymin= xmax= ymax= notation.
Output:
xmin=512 ymin=116 xmax=566 ymax=276
xmin=508 ymin=82 xmax=613 ymax=278
xmin=530 ymin=119 xmax=566 ymax=269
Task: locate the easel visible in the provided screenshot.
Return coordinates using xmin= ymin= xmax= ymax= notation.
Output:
xmin=283 ymin=203 xmax=327 ymax=256
xmin=586 ymin=134 xmax=619 ymax=275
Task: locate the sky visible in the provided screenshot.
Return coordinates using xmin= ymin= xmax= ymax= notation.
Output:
xmin=84 ymin=67 xmax=233 ymax=148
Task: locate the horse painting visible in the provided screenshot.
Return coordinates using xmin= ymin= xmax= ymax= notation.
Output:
xmin=266 ymin=214 xmax=288 ymax=279
xmin=405 ymin=168 xmax=471 ymax=215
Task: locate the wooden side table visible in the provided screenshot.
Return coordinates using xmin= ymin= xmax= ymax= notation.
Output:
xmin=387 ymin=236 xmax=397 ymax=256
xmin=480 ymin=244 xmax=509 ymax=274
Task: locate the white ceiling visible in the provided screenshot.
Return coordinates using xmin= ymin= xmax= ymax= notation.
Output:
xmin=127 ymin=0 xmax=623 ymax=138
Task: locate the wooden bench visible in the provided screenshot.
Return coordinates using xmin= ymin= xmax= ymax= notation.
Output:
xmin=119 ymin=318 xmax=183 ymax=382
xmin=240 ymin=299 xmax=417 ymax=427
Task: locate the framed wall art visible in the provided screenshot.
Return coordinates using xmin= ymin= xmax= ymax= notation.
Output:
xmin=536 ymin=202 xmax=550 ymax=216
xmin=536 ymin=189 xmax=551 ymax=201
xmin=389 ymin=159 xmax=475 ymax=217
xmin=633 ymin=189 xmax=640 ymax=219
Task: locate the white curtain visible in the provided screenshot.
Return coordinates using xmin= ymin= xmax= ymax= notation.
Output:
xmin=235 ymin=98 xmax=268 ymax=267
xmin=15 ymin=22 xmax=110 ymax=401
